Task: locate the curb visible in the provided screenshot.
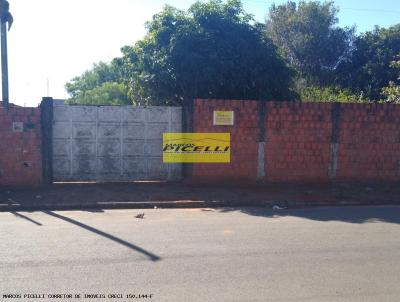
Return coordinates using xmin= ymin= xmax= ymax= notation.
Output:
xmin=1 ymin=200 xmax=400 ymax=212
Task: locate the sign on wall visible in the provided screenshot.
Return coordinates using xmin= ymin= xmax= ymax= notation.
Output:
xmin=163 ymin=133 xmax=230 ymax=163
xmin=213 ymin=111 xmax=234 ymax=126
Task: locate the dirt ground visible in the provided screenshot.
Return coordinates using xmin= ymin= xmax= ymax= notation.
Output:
xmin=1 ymin=181 xmax=400 ymax=210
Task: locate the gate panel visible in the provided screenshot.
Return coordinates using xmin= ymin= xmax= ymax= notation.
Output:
xmin=52 ymin=101 xmax=182 ymax=182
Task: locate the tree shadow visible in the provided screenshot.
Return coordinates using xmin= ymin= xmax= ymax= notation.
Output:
xmin=218 ymin=206 xmax=400 ymax=224
xmin=43 ymin=211 xmax=161 ymax=262
xmin=11 ymin=212 xmax=42 ymax=226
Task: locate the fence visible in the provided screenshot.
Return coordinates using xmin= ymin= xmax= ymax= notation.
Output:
xmin=1 ymin=98 xmax=400 ymax=186
xmin=50 ymin=100 xmax=182 ymax=182
xmin=192 ymin=99 xmax=400 ymax=182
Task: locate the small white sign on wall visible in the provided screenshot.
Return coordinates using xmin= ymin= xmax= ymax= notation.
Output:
xmin=213 ymin=111 xmax=234 ymax=126
xmin=12 ymin=122 xmax=23 ymax=132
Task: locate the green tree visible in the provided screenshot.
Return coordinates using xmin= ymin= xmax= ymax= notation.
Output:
xmin=65 ymin=61 xmax=132 ymax=105
xmin=381 ymin=55 xmax=400 ymax=103
xmin=116 ymin=0 xmax=295 ymax=108
xmin=265 ymin=1 xmax=355 ymax=85
xmin=299 ymin=86 xmax=366 ymax=103
xmin=335 ymin=24 xmax=400 ymax=100
xmin=67 ymin=82 xmax=131 ymax=105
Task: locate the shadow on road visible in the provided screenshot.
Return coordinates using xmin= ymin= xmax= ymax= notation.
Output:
xmin=11 ymin=212 xmax=42 ymax=226
xmin=2 ymin=182 xmax=400 ymax=217
xmin=43 ymin=211 xmax=161 ymax=262
xmin=218 ymin=206 xmax=400 ymax=224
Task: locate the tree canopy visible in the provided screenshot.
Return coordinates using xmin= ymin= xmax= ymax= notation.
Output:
xmin=114 ymin=0 xmax=295 ymax=106
xmin=265 ymin=1 xmax=355 ymax=86
xmin=381 ymin=54 xmax=400 ymax=103
xmin=65 ymin=0 xmax=400 ymax=105
xmin=65 ymin=62 xmax=131 ymax=105
xmin=334 ymin=24 xmax=400 ymax=100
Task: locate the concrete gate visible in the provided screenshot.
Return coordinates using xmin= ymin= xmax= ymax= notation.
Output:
xmin=52 ymin=101 xmax=182 ymax=182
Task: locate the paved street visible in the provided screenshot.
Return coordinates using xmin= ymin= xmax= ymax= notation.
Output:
xmin=1 ymin=206 xmax=400 ymax=301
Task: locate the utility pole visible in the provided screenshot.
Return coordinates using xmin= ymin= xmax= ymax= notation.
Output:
xmin=0 ymin=0 xmax=12 ymax=109
xmin=1 ymin=20 xmax=8 ymax=108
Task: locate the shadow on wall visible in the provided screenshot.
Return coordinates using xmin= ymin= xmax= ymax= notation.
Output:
xmin=217 ymin=206 xmax=400 ymax=225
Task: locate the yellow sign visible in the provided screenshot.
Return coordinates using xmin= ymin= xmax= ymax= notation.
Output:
xmin=163 ymin=133 xmax=230 ymax=163
xmin=213 ymin=111 xmax=234 ymax=126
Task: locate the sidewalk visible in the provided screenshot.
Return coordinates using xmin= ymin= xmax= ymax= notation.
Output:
xmin=1 ymin=181 xmax=400 ymax=211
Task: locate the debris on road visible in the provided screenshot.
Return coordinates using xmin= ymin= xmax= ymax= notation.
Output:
xmin=272 ymin=205 xmax=286 ymax=210
xmin=135 ymin=213 xmax=145 ymax=219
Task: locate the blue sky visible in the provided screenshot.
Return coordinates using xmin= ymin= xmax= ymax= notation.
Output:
xmin=250 ymin=0 xmax=400 ymax=32
xmin=7 ymin=0 xmax=400 ymax=106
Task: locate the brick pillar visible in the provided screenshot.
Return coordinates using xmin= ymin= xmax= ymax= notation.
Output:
xmin=328 ymin=103 xmax=341 ymax=180
xmin=257 ymin=100 xmax=266 ymax=180
xmin=40 ymin=97 xmax=54 ymax=184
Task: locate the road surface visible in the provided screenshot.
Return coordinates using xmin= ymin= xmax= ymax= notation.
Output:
xmin=1 ymin=206 xmax=400 ymax=301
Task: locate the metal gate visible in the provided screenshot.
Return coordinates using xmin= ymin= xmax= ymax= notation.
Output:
xmin=52 ymin=101 xmax=182 ymax=182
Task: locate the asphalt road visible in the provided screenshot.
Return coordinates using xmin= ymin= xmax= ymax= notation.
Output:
xmin=1 ymin=206 xmax=400 ymax=302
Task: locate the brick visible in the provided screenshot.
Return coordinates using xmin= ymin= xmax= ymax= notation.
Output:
xmin=0 ymin=105 xmax=42 ymax=186
xmin=192 ymin=99 xmax=400 ymax=183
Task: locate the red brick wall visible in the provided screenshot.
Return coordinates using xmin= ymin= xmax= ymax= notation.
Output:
xmin=0 ymin=105 xmax=42 ymax=186
xmin=193 ymin=99 xmax=259 ymax=182
xmin=265 ymin=102 xmax=332 ymax=182
xmin=336 ymin=103 xmax=400 ymax=181
xmin=192 ymin=99 xmax=400 ymax=183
